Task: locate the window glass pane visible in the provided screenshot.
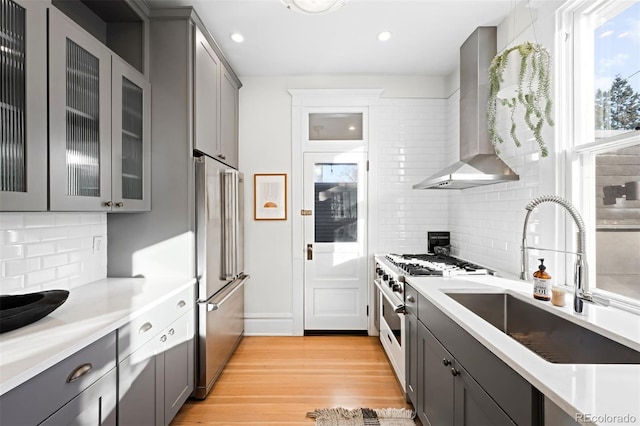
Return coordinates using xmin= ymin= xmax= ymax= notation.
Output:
xmin=314 ymin=163 xmax=358 ymax=243
xmin=595 ymin=142 xmax=640 ymax=299
xmin=309 ymin=113 xmax=363 ymax=140
xmin=594 ymin=2 xmax=640 ymax=139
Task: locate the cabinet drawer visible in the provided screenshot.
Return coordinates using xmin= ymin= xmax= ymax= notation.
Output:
xmin=118 ymin=285 xmax=194 ymax=360
xmin=0 ymin=332 xmax=116 ymax=426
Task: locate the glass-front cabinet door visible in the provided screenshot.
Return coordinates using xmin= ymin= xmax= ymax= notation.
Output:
xmin=111 ymin=58 xmax=151 ymax=211
xmin=48 ymin=8 xmax=112 ymax=211
xmin=0 ymin=0 xmax=48 ymax=211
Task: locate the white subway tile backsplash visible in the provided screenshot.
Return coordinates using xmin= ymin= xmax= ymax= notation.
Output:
xmin=27 ymin=268 xmax=57 ymax=286
xmin=24 ymin=213 xmax=56 ymax=228
xmin=0 ymin=214 xmax=24 ymax=230
xmin=1 ymin=245 xmax=24 ymax=261
xmin=26 ymin=242 xmax=56 ymax=258
xmin=0 ymin=212 xmax=106 ymax=294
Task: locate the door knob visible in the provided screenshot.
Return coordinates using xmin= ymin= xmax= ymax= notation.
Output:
xmin=307 ymin=244 xmax=313 ymax=260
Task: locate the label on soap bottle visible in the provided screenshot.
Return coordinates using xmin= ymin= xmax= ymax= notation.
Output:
xmin=533 ymin=277 xmax=551 ymax=301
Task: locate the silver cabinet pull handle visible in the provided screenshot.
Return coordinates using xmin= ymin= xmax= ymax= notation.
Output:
xmin=66 ymin=363 xmax=92 ymax=383
xmin=168 ymin=328 xmax=175 ymax=336
xmin=104 ymin=201 xmax=113 ymax=207
xmin=139 ymin=322 xmax=153 ymax=334
xmin=160 ymin=335 xmax=167 ymax=342
xmin=115 ymin=202 xmax=124 ymax=208
xmin=406 ymin=295 xmax=415 ymax=303
xmin=177 ymin=300 xmax=186 ymax=309
xmin=207 ymin=303 xmax=218 ymax=312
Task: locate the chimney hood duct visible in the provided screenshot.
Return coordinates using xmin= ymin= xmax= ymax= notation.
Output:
xmin=413 ymin=27 xmax=519 ymax=190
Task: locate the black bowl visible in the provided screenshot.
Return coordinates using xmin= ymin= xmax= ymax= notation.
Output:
xmin=0 ymin=290 xmax=70 ymax=333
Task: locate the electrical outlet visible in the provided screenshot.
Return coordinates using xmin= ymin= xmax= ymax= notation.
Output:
xmin=92 ymin=236 xmax=104 ymax=254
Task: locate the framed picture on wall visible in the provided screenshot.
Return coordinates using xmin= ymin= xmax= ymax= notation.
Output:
xmin=254 ymin=174 xmax=287 ymax=220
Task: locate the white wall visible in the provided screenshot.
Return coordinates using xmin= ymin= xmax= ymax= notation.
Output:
xmin=448 ymin=2 xmax=565 ymax=279
xmin=0 ymin=213 xmax=107 ymax=294
xmin=239 ymin=75 xmax=449 ymax=334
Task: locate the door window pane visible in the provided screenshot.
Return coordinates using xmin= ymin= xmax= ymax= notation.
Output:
xmin=314 ymin=163 xmax=358 ymax=243
xmin=121 ymin=77 xmax=143 ymax=200
xmin=1 ymin=0 xmax=26 ymax=192
xmin=309 ymin=113 xmax=363 ymax=140
xmin=594 ymin=2 xmax=640 ymax=139
xmin=595 ymin=142 xmax=640 ymax=299
xmin=66 ymin=39 xmax=100 ymax=197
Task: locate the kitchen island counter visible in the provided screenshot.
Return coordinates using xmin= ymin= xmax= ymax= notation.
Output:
xmin=0 ymin=276 xmax=196 ymax=396
xmin=406 ymin=274 xmax=640 ymax=425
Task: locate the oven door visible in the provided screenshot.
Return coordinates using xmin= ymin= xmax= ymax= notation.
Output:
xmin=375 ymin=279 xmax=405 ymax=390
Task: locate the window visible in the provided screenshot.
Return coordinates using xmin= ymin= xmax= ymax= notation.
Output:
xmin=563 ymin=0 xmax=640 ymax=305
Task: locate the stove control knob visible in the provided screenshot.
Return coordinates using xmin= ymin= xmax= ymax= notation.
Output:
xmin=388 ymin=278 xmax=395 ymax=287
xmin=398 ymin=275 xmax=405 ymax=283
xmin=392 ymin=284 xmax=402 ymax=293
xmin=382 ymin=274 xmax=389 ymax=281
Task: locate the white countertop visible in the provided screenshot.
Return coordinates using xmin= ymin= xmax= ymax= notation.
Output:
xmin=406 ymin=274 xmax=640 ymax=426
xmin=0 ymin=277 xmax=196 ymax=396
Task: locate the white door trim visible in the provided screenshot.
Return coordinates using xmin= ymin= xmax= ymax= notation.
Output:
xmin=289 ymin=89 xmax=383 ymax=336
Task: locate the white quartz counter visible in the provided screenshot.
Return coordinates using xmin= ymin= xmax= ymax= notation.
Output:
xmin=406 ymin=274 xmax=640 ymax=426
xmin=0 ymin=277 xmax=196 ymax=396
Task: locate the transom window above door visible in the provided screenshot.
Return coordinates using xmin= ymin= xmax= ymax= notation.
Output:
xmin=309 ymin=113 xmax=363 ymax=141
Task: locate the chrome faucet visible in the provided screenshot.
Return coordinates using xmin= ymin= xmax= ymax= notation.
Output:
xmin=520 ymin=195 xmax=608 ymax=314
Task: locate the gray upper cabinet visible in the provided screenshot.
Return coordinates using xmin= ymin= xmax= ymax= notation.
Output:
xmin=112 ymin=57 xmax=151 ymax=212
xmin=48 ymin=7 xmax=151 ymax=212
xmin=193 ymin=24 xmax=240 ymax=169
xmin=0 ymin=0 xmax=48 ymax=211
xmin=49 ymin=7 xmax=113 ymax=212
xmin=220 ymin=66 xmax=239 ymax=169
xmin=194 ymin=26 xmax=220 ymax=159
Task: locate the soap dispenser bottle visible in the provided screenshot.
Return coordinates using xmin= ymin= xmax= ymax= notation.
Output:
xmin=533 ymin=258 xmax=552 ymax=301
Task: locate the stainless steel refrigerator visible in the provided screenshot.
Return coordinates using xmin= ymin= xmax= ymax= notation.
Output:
xmin=193 ymin=153 xmax=249 ymax=399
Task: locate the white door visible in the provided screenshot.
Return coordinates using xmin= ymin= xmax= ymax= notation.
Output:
xmin=303 ymin=152 xmax=368 ymax=330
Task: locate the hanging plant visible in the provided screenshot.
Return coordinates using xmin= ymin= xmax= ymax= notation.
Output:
xmin=487 ymin=42 xmax=554 ymax=157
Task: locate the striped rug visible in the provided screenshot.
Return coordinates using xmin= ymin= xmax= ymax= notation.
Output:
xmin=307 ymin=408 xmax=416 ymax=426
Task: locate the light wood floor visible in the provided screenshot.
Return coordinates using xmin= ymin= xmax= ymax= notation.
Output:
xmin=171 ymin=336 xmax=409 ymax=425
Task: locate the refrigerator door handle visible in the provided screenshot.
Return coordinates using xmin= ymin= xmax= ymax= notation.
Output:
xmin=221 ymin=171 xmax=235 ymax=279
xmin=200 ymin=275 xmax=250 ymax=312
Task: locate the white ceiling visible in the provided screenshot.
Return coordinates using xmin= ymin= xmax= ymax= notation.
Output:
xmin=146 ymin=0 xmax=514 ymax=77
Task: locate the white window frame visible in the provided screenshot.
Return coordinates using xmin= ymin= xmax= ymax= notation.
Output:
xmin=558 ymin=0 xmax=640 ymax=310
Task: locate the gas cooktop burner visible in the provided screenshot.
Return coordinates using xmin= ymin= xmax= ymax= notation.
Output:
xmin=384 ymin=253 xmax=489 ymax=276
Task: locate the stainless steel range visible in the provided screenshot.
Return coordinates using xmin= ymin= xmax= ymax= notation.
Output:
xmin=373 ymin=252 xmax=492 ymax=390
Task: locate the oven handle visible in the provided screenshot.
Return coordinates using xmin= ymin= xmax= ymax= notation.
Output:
xmin=374 ymin=278 xmax=405 ymax=314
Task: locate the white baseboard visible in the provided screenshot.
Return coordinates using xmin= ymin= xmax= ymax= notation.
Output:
xmin=244 ymin=313 xmax=295 ymax=336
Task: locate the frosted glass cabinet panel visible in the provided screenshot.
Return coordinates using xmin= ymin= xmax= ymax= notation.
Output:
xmin=0 ymin=0 xmax=48 ymax=211
xmin=49 ymin=8 xmax=112 ymax=211
xmin=111 ymin=58 xmax=151 ymax=211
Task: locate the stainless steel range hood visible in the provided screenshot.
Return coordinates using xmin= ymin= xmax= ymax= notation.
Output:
xmin=414 ymin=27 xmax=519 ymax=190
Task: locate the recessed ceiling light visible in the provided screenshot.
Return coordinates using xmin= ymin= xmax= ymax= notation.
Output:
xmin=230 ymin=33 xmax=244 ymax=43
xmin=377 ymin=31 xmax=392 ymax=42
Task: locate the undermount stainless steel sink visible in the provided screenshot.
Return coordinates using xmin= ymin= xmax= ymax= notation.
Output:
xmin=446 ymin=292 xmax=640 ymax=364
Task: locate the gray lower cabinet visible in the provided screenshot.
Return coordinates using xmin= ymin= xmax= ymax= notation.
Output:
xmin=405 ymin=285 xmax=541 ymax=426
xmin=118 ymin=307 xmax=195 ymax=426
xmin=0 ymin=332 xmax=117 ymax=426
xmin=40 ymin=368 xmax=117 ymax=426
xmin=418 ymin=321 xmax=514 ymax=425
